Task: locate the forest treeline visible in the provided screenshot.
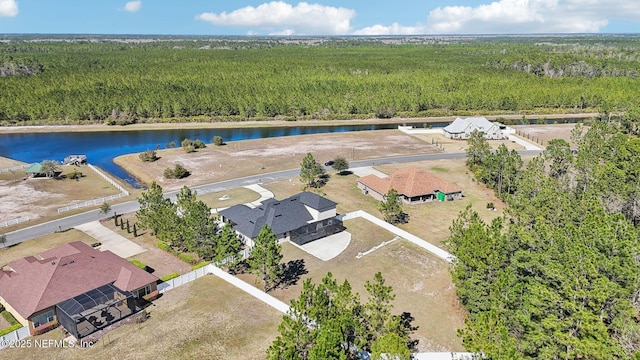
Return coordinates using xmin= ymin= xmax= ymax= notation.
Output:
xmin=449 ymin=122 xmax=640 ymax=359
xmin=1 ymin=36 xmax=639 ymax=124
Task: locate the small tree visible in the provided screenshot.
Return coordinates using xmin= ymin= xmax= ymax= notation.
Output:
xmin=247 ymin=225 xmax=283 ymax=292
xmin=299 ymin=153 xmax=324 ymax=188
xmin=212 ymin=135 xmax=224 ymax=146
xmin=379 ymin=189 xmax=406 ymax=224
xmin=332 ymin=156 xmax=349 ymax=175
xmin=40 ymin=160 xmax=59 ymax=178
xmin=99 ymin=202 xmax=111 ymax=216
xmin=465 ymin=130 xmax=491 ymax=169
xmin=139 ymin=150 xmax=159 ymax=162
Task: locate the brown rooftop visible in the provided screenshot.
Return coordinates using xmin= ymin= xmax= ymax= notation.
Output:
xmin=359 ymin=167 xmax=462 ymax=197
xmin=0 ymin=241 xmax=158 ymax=319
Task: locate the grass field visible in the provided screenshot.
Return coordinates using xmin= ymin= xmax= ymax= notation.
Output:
xmin=197 ymin=187 xmax=261 ymax=210
xmin=1 ymin=276 xmax=282 ymax=360
xmin=263 ymin=157 xmax=506 ymax=248
xmin=236 ymin=217 xmax=466 ymax=352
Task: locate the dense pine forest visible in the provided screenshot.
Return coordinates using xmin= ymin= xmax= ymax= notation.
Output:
xmin=449 ymin=122 xmax=640 ymax=359
xmin=1 ymin=35 xmax=639 ymax=124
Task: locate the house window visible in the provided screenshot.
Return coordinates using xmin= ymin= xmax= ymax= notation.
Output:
xmin=133 ymin=284 xmax=152 ymax=298
xmin=32 ymin=310 xmax=55 ymax=328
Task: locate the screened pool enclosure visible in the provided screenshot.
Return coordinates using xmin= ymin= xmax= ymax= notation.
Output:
xmin=56 ymin=284 xmax=136 ymax=339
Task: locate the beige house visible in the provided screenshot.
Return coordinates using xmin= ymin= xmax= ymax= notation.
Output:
xmin=358 ymin=167 xmax=463 ymax=204
xmin=0 ymin=242 xmax=158 ymax=338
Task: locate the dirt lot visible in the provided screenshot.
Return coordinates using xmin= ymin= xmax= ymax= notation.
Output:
xmin=514 ymin=123 xmax=584 ymax=147
xmin=0 ymin=156 xmax=25 ymax=169
xmin=2 ymin=276 xmax=282 ymax=360
xmin=114 ymin=130 xmax=441 ymax=191
xmin=0 ymin=165 xmax=124 ymax=225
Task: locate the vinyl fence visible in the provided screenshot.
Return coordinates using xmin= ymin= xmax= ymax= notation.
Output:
xmin=0 ymin=326 xmax=30 ymax=350
xmin=57 ymin=192 xmax=129 ymax=213
xmin=157 ymin=265 xmax=212 ymax=294
xmin=0 ymin=164 xmax=29 ymax=174
xmin=87 ymin=164 xmax=129 ymax=195
xmin=0 ymin=216 xmax=32 ymax=228
xmin=57 ymin=164 xmax=130 ymax=213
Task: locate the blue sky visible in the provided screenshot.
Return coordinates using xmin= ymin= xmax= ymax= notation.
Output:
xmin=0 ymin=1 xmax=638 ymax=35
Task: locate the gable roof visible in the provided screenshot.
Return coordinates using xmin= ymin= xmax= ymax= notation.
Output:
xmin=220 ymin=192 xmax=336 ymax=239
xmin=358 ymin=167 xmax=462 ymax=197
xmin=0 ymin=242 xmax=158 ymax=319
xmin=444 ymin=117 xmax=496 ymax=134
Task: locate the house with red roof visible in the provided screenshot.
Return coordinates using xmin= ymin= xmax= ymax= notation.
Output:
xmin=357 ymin=167 xmax=462 ymax=204
xmin=0 ymin=241 xmax=158 ymax=338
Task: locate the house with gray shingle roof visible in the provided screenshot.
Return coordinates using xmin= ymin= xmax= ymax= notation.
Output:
xmin=443 ymin=116 xmax=506 ymax=140
xmin=219 ymin=192 xmax=345 ymax=246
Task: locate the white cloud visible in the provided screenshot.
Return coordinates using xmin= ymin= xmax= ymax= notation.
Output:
xmin=123 ymin=1 xmax=142 ymax=13
xmin=196 ymin=2 xmax=356 ymax=35
xmin=350 ymin=0 xmax=640 ymax=35
xmin=0 ymin=0 xmax=18 ymax=18
xmin=354 ymin=23 xmax=424 ymax=36
xmin=423 ymin=0 xmax=640 ymax=34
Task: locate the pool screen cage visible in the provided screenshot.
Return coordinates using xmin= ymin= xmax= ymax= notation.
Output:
xmin=56 ymin=283 xmax=136 ymax=339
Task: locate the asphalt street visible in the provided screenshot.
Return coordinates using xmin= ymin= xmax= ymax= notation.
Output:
xmin=4 ymin=150 xmax=541 ymax=246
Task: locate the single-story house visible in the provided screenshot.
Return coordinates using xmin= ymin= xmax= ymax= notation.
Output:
xmin=24 ymin=163 xmax=43 ymax=177
xmin=219 ymin=192 xmax=345 ymax=246
xmin=0 ymin=241 xmax=158 ymax=338
xmin=357 ymin=167 xmax=463 ymax=204
xmin=443 ymin=116 xmax=506 ymax=140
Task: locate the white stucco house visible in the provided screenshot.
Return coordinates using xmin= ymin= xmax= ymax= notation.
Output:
xmin=443 ymin=117 xmax=506 ymax=140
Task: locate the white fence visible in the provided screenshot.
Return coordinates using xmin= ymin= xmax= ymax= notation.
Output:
xmin=0 ymin=216 xmax=32 ymax=228
xmin=87 ymin=164 xmax=129 ymax=195
xmin=57 ymin=164 xmax=130 ymax=213
xmin=57 ymin=192 xmax=129 ymax=213
xmin=0 ymin=326 xmax=30 ymax=350
xmin=0 ymin=164 xmax=29 ymax=174
xmin=157 ymin=266 xmax=211 ymax=294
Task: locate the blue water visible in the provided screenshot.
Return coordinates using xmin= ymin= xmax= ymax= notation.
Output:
xmin=0 ymin=124 xmax=401 ymax=186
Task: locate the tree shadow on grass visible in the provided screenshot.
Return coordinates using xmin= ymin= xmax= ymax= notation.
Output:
xmin=279 ymin=259 xmax=308 ymax=289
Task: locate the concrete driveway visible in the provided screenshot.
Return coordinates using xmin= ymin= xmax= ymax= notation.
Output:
xmin=75 ymin=221 xmax=146 ymax=258
xmin=293 ymin=231 xmax=351 ymax=261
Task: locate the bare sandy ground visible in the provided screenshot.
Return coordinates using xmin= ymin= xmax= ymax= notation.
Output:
xmin=0 ymin=156 xmax=25 ymax=168
xmin=115 ymin=129 xmax=442 ymax=191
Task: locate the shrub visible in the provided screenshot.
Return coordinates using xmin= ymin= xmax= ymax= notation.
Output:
xmin=178 ymin=253 xmax=198 ymax=265
xmin=212 ymin=135 xmax=224 ymax=146
xmin=160 ymin=273 xmax=180 ymax=282
xmin=375 ymin=106 xmax=396 ymax=119
xmin=164 ymin=164 xmax=190 ymax=179
xmin=191 ymin=261 xmax=210 ymax=271
xmin=139 ymin=149 xmax=159 ymax=162
xmin=181 ymin=138 xmax=206 ymax=153
xmin=157 ymin=241 xmax=170 ymax=251
xmin=487 ymin=202 xmax=495 ymax=209
xmin=129 ymin=259 xmax=146 ymax=270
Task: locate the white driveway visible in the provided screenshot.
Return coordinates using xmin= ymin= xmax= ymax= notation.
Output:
xmin=349 ymin=166 xmax=389 ymax=178
xmin=75 ymin=221 xmax=146 ymax=258
xmin=243 ymin=184 xmax=275 ymax=208
xmin=292 ymin=231 xmax=352 ymax=261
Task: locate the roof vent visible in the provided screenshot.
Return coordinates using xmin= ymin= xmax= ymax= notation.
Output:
xmin=70 ymin=260 xmax=75 ymax=264
xmin=51 ymin=262 xmax=56 ymax=265
xmin=61 ymin=262 xmax=68 ymax=267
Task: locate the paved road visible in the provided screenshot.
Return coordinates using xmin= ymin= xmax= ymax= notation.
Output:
xmin=4 ymin=150 xmax=542 ymax=246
